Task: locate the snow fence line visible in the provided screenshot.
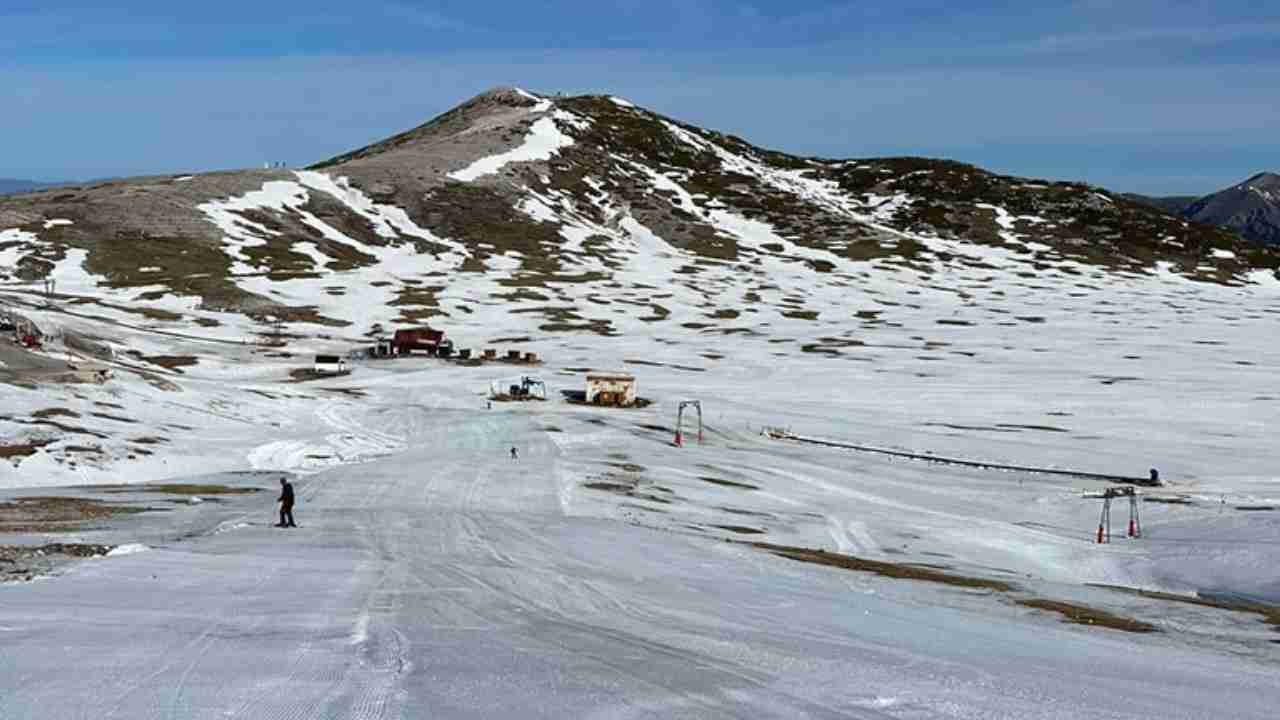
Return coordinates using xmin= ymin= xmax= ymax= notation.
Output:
xmin=764 ymin=430 xmax=1161 ymax=487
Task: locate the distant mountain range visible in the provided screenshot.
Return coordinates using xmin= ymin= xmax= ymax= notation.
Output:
xmin=1127 ymin=172 xmax=1280 ymax=247
xmin=1122 ymin=194 xmax=1200 ymax=215
xmin=0 ymin=179 xmax=59 ymax=196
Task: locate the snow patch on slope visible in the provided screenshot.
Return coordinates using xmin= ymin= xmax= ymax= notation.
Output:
xmin=0 ymin=227 xmax=103 ymax=294
xmin=197 ymin=181 xmax=308 ymax=270
xmin=449 ymin=115 xmax=579 ymax=182
xmin=193 ymin=171 xmax=475 ymax=331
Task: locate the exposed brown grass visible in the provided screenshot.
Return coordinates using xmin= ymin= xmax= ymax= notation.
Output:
xmin=699 ymin=476 xmax=760 ymax=490
xmin=129 ymin=436 xmax=169 ymax=445
xmin=1 ymin=543 xmax=117 ymax=582
xmin=1094 ymin=585 xmax=1280 ymax=631
xmin=99 ymin=483 xmax=260 ymax=496
xmin=753 ymin=542 xmax=1014 ymax=592
xmin=0 ymin=496 xmax=148 ymax=532
xmin=320 ymin=387 xmax=368 ymax=398
xmin=1016 ymin=599 xmax=1158 ymax=633
xmin=288 ymin=367 xmax=351 ymax=382
xmin=31 ymin=408 xmax=80 ymax=419
xmin=0 ymin=440 xmax=53 ymax=459
xmin=140 ymin=355 xmax=199 ymax=371
xmin=713 ymin=524 xmax=764 ymax=535
xmin=90 ymin=412 xmax=138 ymax=424
xmin=754 ymin=543 xmax=1163 ymax=634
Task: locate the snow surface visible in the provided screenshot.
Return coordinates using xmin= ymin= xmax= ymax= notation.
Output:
xmin=449 ymin=115 xmax=577 ymax=182
xmin=3 ymin=391 xmax=1279 ymax=718
xmin=105 ymin=543 xmax=150 ymax=556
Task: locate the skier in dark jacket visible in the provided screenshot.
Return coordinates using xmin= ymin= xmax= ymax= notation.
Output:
xmin=277 ymin=477 xmax=296 ymax=527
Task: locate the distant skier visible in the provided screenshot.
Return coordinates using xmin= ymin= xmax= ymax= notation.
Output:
xmin=1149 ymin=468 xmax=1160 ymax=486
xmin=276 ymin=477 xmax=297 ymax=528
xmin=510 ymin=447 xmax=519 ymax=461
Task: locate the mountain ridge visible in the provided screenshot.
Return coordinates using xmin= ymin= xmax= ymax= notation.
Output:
xmin=0 ymin=179 xmax=60 ymax=196
xmin=2 ymin=87 xmax=1277 ymax=338
xmin=1124 ymin=172 xmax=1280 ymax=247
xmin=1182 ymin=172 xmax=1280 ymax=247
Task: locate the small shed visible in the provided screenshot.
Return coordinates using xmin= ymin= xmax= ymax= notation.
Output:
xmin=585 ymin=373 xmax=637 ymax=406
xmin=313 ymin=354 xmax=348 ymax=375
xmin=392 ymin=327 xmax=448 ymax=356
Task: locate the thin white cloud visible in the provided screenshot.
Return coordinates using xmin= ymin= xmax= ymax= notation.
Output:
xmin=379 ymin=2 xmax=471 ymax=31
xmin=1025 ymin=22 xmax=1280 ymax=54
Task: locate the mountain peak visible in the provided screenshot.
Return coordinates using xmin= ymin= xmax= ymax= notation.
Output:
xmin=1184 ymin=171 xmax=1280 ymax=246
xmin=461 ymin=86 xmax=548 ymax=110
xmin=310 ymin=86 xmax=555 ymax=170
xmin=1241 ymin=171 xmax=1280 ymax=189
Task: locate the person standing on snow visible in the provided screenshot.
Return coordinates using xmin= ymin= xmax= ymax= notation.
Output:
xmin=277 ymin=477 xmax=297 ymax=528
xmin=510 ymin=446 xmax=519 ymax=461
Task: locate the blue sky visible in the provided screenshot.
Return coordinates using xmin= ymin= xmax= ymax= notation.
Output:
xmin=2 ymin=1 xmax=1278 ymax=194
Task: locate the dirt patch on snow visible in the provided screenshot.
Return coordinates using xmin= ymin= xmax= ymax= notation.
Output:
xmin=755 ymin=542 xmax=1014 ymax=592
xmin=31 ymin=407 xmax=81 ymax=419
xmin=1016 ymin=599 xmax=1158 ymax=633
xmin=0 ymin=440 xmax=54 ymax=460
xmin=699 ymin=476 xmax=760 ymax=490
xmin=755 ymin=542 xmax=1165 ymax=634
xmin=0 ymin=543 xmax=115 ymax=583
xmin=0 ymin=496 xmax=149 ymax=533
xmin=98 ymin=483 xmax=261 ymax=496
xmin=1094 ymin=584 xmax=1280 ymax=632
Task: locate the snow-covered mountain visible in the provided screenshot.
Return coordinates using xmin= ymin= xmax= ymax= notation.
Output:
xmin=3 ymin=86 xmax=1276 ymax=338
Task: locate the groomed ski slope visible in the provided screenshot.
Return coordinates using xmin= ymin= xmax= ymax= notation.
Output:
xmin=2 ymin=371 xmax=1279 ymax=719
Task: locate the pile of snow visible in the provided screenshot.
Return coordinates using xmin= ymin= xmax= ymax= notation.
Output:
xmin=106 ymin=544 xmax=150 ymax=557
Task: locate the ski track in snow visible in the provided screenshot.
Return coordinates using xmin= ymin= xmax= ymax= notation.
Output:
xmin=4 ymin=407 xmax=1279 ymax=718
